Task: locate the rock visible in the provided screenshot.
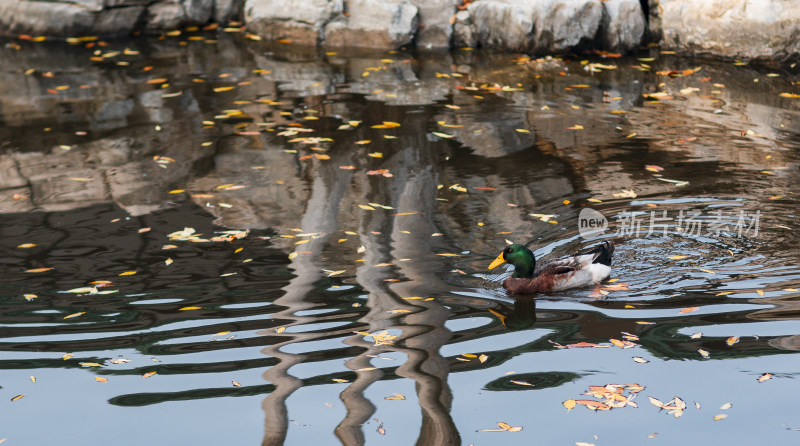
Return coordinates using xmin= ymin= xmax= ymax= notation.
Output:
xmin=452 ymin=10 xmax=476 ymax=48
xmin=409 ymin=0 xmax=458 ymax=50
xmin=323 ymin=0 xmax=418 ymax=49
xmin=214 ymin=0 xmax=243 ymax=23
xmin=599 ymin=0 xmax=645 ymax=52
xmin=244 ymin=0 xmax=342 ymax=46
xmin=466 ymin=0 xmax=603 ymax=54
xmin=659 ymin=0 xmax=800 ymax=60
xmin=145 ymin=0 xmax=214 ymax=30
xmin=0 ymin=0 xmax=145 ymax=37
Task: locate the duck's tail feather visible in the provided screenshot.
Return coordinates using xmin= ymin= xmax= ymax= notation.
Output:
xmin=590 ymin=240 xmax=614 ymax=266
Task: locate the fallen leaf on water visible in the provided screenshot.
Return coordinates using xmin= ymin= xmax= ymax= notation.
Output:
xmin=232 ymin=381 xmax=242 ymax=387
xmin=17 ymin=243 xmax=37 ymax=248
xmin=756 ymin=289 xmax=764 ymax=296
xmin=690 ymin=332 xmax=703 ymax=339
xmin=726 ymin=336 xmax=739 ymax=346
xmin=332 ymin=378 xmax=348 ymax=383
xmin=778 ymin=92 xmax=800 ymax=98
xmin=713 ymin=414 xmax=727 ymax=421
xmin=63 ymin=353 xmax=74 ymax=360
xmin=95 ymin=377 xmax=108 ymax=383
xmin=119 ymin=271 xmax=137 ymax=276
xmin=30 ymin=376 xmax=36 ymax=383
xmin=64 ymin=312 xmax=86 ymax=319
xmin=698 ymin=348 xmax=710 ymax=358
xmin=178 ymin=306 xmax=202 ymax=311
xmin=680 ymin=307 xmax=699 ymax=313
xmin=563 ymin=399 xmax=577 ymax=410
xmin=645 ymin=165 xmax=664 ymax=172
xmin=511 ymin=380 xmax=532 ymax=386
xmin=757 ymin=373 xmax=773 ymax=382
xmin=667 ymin=255 xmax=689 ymax=260
xmin=633 ymin=356 xmax=649 ymax=363
xmin=142 ymin=371 xmax=157 ymax=378
xmin=720 ymin=402 xmax=732 ymax=410
xmin=575 ymin=443 xmax=596 ymax=446
xmin=479 ymin=354 xmax=488 ymax=363
xmin=26 ymin=268 xmax=53 ymax=273
xmin=384 ymin=393 xmax=405 ymax=400
xmin=11 ymin=394 xmax=25 ymax=402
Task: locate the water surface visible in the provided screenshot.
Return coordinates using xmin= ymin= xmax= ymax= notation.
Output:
xmin=1 ymin=32 xmax=799 ymax=445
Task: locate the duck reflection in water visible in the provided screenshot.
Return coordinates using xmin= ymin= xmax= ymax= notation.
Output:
xmin=488 ymin=296 xmax=537 ymax=330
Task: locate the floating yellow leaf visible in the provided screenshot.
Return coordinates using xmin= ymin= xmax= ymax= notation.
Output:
xmin=119 ymin=271 xmax=137 ymax=276
xmin=632 ymin=356 xmax=649 ymax=363
xmin=213 ymin=86 xmax=236 ymax=92
xmin=11 ymin=394 xmax=25 ymax=402
xmin=432 ymin=132 xmax=455 ymax=139
xmin=779 ymin=92 xmax=800 ymax=98
xmin=63 ymin=353 xmax=74 ymax=360
xmin=698 ymin=348 xmax=710 ymax=358
xmin=680 ymin=307 xmax=699 ymax=313
xmin=332 ymin=378 xmax=348 ymax=383
xmin=713 ymin=414 xmax=727 ymax=421
xmin=355 ymin=140 xmax=371 ymax=145
xmin=232 ymin=380 xmax=242 ymax=387
xmin=64 ymin=312 xmax=86 ymax=319
xmin=178 ymin=306 xmax=202 ymax=311
xmin=384 ymin=393 xmax=405 ymax=400
xmin=25 ymin=268 xmax=53 ymax=273
xmin=563 ymin=399 xmax=577 ymax=410
xmin=17 ymin=243 xmax=37 ymax=248
xmin=726 ymin=336 xmax=739 ymax=346
xmin=95 ymin=377 xmax=108 ymax=383
xmin=757 ymin=373 xmax=773 ymax=382
xmin=142 ymin=371 xmax=157 ymax=378
xmin=80 ymin=362 xmax=102 ymax=367
xmin=756 ymin=289 xmax=764 ymax=296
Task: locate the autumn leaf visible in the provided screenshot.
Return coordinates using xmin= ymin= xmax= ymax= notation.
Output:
xmin=95 ymin=377 xmax=108 ymax=383
xmin=757 ymin=373 xmax=773 ymax=382
xmin=384 ymin=393 xmax=405 ymax=400
xmin=10 ymin=394 xmax=25 ymax=402
xmin=25 ymin=267 xmax=53 ymax=273
xmin=142 ymin=371 xmax=157 ymax=378
xmin=680 ymin=307 xmax=699 ymax=314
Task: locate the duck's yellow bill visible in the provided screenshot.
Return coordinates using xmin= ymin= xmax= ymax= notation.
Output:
xmin=488 ymin=252 xmax=506 ymax=270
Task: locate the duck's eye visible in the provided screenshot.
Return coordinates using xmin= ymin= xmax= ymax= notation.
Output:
xmin=505 ymin=248 xmax=512 ymax=254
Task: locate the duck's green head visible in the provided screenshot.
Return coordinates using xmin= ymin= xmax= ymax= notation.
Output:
xmin=488 ymin=244 xmax=536 ymax=278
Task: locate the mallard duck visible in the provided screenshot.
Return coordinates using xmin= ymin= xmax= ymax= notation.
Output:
xmin=488 ymin=241 xmax=614 ymax=295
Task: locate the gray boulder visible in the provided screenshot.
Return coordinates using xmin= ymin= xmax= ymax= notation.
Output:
xmin=409 ymin=0 xmax=458 ymax=50
xmin=465 ymin=0 xmax=604 ymax=54
xmin=0 ymin=0 xmax=145 ymax=37
xmin=244 ymin=0 xmax=342 ymax=46
xmin=323 ymin=0 xmax=418 ymax=49
xmin=659 ymin=0 xmax=800 ymax=60
xmin=599 ymin=0 xmax=645 ymax=52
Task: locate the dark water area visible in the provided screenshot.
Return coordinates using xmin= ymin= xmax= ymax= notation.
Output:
xmin=1 ymin=31 xmax=800 ymax=445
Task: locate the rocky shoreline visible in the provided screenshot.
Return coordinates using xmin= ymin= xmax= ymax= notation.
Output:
xmin=1 ymin=0 xmax=799 ymax=62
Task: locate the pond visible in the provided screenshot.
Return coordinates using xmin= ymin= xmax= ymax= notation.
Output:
xmin=1 ymin=31 xmax=799 ymax=445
